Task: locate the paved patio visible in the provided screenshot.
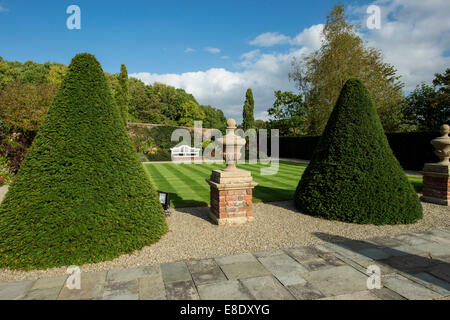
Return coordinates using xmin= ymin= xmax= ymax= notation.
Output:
xmin=0 ymin=228 xmax=448 ymax=300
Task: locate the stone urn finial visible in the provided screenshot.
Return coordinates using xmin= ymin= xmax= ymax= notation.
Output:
xmin=216 ymin=118 xmax=245 ymax=171
xmin=226 ymin=118 xmax=237 ymax=129
xmin=431 ymin=124 xmax=450 ymax=165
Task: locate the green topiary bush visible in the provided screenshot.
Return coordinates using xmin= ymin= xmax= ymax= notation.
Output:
xmin=294 ymin=79 xmax=423 ymax=225
xmin=0 ymin=53 xmax=168 ymax=270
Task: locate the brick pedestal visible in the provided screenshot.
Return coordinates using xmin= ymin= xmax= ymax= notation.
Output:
xmin=206 ymin=169 xmax=257 ymax=225
xmin=421 ymin=164 xmax=450 ymax=206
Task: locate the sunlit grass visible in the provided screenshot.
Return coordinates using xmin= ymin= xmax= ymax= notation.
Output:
xmin=144 ymin=160 xmax=422 ymax=208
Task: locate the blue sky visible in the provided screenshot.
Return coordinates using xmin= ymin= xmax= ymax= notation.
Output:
xmin=0 ymin=0 xmax=369 ymax=73
xmin=1 ymin=0 xmax=449 ymax=121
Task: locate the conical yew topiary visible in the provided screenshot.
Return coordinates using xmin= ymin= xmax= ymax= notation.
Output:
xmin=0 ymin=53 xmax=167 ymax=270
xmin=294 ymin=79 xmax=423 ymax=225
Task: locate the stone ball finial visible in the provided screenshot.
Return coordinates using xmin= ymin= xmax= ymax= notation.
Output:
xmin=227 ymin=118 xmax=237 ymax=129
xmin=440 ymin=124 xmax=450 ymax=136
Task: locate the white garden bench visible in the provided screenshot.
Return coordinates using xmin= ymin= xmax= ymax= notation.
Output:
xmin=170 ymin=145 xmax=201 ymax=158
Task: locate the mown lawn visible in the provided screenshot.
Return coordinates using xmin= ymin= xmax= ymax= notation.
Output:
xmin=144 ymin=160 xmax=423 ymax=208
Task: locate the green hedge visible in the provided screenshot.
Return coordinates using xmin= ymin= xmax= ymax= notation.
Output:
xmin=294 ymin=79 xmax=423 ymax=225
xmin=128 ymin=125 xmax=195 ymax=162
xmin=0 ymin=53 xmax=168 ymax=270
xmin=279 ymin=132 xmax=439 ymax=171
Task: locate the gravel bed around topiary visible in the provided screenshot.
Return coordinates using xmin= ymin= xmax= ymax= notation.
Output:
xmin=0 ymin=200 xmax=448 ymax=282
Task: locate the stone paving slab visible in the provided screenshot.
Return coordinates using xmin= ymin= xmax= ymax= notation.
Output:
xmin=0 ymin=280 xmax=34 ymax=300
xmin=285 ymin=282 xmax=324 ymax=300
xmin=139 ymin=275 xmax=166 ymax=300
xmin=220 ymin=261 xmax=271 ymax=280
xmin=161 ymin=262 xmax=192 ymax=283
xmin=302 ymin=265 xmax=369 ymax=297
xmin=102 ymin=280 xmax=139 ymax=300
xmin=165 ymin=280 xmax=199 ymax=300
xmin=58 ymin=271 xmax=106 ymax=300
xmin=319 ymin=290 xmax=380 ymax=300
xmin=257 ymin=253 xmax=308 ymax=286
xmin=240 ymin=275 xmax=295 ymax=300
xmin=371 ymin=287 xmax=406 ymax=300
xmin=197 ymin=280 xmax=253 ymax=300
xmin=383 ymin=274 xmax=442 ymax=300
xmin=0 ymin=229 xmax=449 ymax=300
xmin=24 ymin=287 xmax=62 ymax=300
xmin=107 ymin=265 xmax=160 ymax=283
xmin=186 ymin=259 xmax=227 ymax=286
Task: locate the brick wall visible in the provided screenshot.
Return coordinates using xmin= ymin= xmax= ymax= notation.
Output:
xmin=210 ymin=188 xmax=253 ymax=219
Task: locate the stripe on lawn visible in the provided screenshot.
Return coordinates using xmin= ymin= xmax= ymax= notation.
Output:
xmin=239 ymin=163 xmax=298 ymax=188
xmin=144 ymin=164 xmax=178 ymax=195
xmin=161 ymin=164 xmax=210 ymax=199
xmin=150 ymin=164 xmax=207 ymax=206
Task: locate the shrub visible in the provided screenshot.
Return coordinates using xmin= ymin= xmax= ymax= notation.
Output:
xmin=294 ymin=79 xmax=423 ymax=225
xmin=128 ymin=126 xmax=155 ymax=154
xmin=128 ymin=124 xmax=197 ymax=162
xmin=0 ymin=135 xmax=27 ymax=174
xmin=0 ymin=53 xmax=168 ymax=270
xmin=145 ymin=149 xmax=171 ymax=161
xmin=0 ymin=156 xmax=13 ymax=185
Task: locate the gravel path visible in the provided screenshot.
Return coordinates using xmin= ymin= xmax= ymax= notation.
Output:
xmin=0 ymin=200 xmax=448 ymax=282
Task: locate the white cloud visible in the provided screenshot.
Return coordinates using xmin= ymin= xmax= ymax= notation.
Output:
xmin=220 ymin=56 xmax=231 ymax=59
xmin=131 ymin=48 xmax=311 ymax=122
xmin=184 ymin=48 xmax=195 ymax=53
xmin=290 ymin=24 xmax=324 ymax=49
xmin=249 ymin=32 xmax=290 ymax=47
xmin=131 ymin=26 xmax=323 ymax=122
xmin=131 ymin=2 xmax=448 ymax=122
xmin=240 ymin=49 xmax=260 ymax=61
xmin=249 ymin=26 xmax=324 ymax=50
xmin=204 ymin=47 xmax=221 ymax=54
xmin=0 ymin=5 xmax=8 ymax=12
xmin=358 ymin=0 xmax=450 ymax=91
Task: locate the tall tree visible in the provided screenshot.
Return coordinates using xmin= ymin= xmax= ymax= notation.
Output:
xmin=0 ymin=53 xmax=167 ymax=270
xmin=242 ymin=88 xmax=255 ymax=131
xmin=290 ymin=4 xmax=405 ymax=134
xmin=0 ymin=57 xmax=20 ymax=88
xmin=403 ymin=69 xmax=450 ymax=131
xmin=128 ymin=78 xmax=165 ymax=124
xmin=115 ymin=64 xmax=130 ymax=125
xmin=431 ymin=68 xmax=450 ymax=125
xmin=267 ymin=90 xmax=305 ymax=136
xmin=47 ymin=63 xmax=68 ymax=87
xmin=0 ymin=82 xmax=58 ymax=134
xmin=200 ymin=105 xmax=226 ymax=131
xmin=177 ymin=100 xmax=206 ymax=127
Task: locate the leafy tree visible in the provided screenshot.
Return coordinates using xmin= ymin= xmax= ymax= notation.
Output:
xmin=0 ymin=53 xmax=167 ymax=270
xmin=403 ymin=69 xmax=450 ymax=131
xmin=255 ymin=119 xmax=266 ymax=129
xmin=128 ymin=78 xmax=165 ymax=124
xmin=105 ymin=72 xmax=119 ymax=97
xmin=290 ymin=4 xmax=405 ymax=134
xmin=0 ymin=82 xmax=57 ymax=133
xmin=178 ymin=100 xmax=205 ymax=127
xmin=200 ymin=105 xmax=226 ymax=131
xmin=18 ymin=60 xmax=51 ymax=85
xmin=115 ymin=64 xmax=130 ymax=125
xmin=267 ymin=90 xmax=305 ymax=135
xmin=47 ymin=63 xmax=68 ymax=87
xmin=431 ymin=68 xmax=450 ymax=125
xmin=0 ymin=57 xmax=20 ymax=88
xmin=294 ymin=79 xmax=422 ymax=225
xmin=242 ymin=88 xmax=255 ymax=131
